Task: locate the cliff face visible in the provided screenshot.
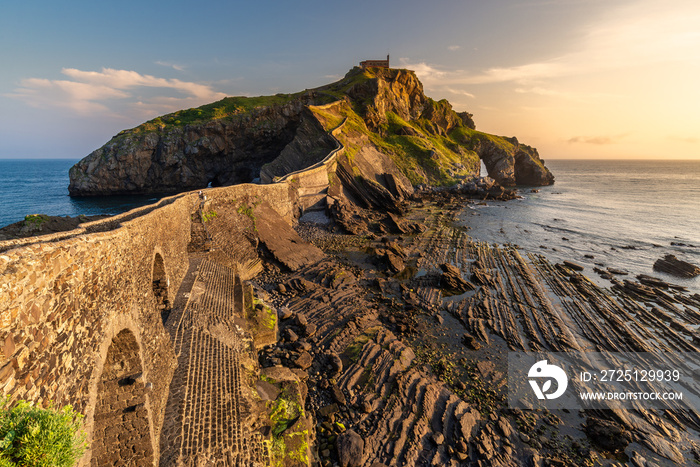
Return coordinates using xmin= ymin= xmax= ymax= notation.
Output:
xmin=69 ymin=95 xmax=318 ymax=196
xmin=69 ymin=67 xmax=553 ymax=196
xmin=345 ymin=67 xmax=427 ymax=129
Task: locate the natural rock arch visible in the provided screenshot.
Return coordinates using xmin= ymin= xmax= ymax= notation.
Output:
xmin=90 ymin=329 xmax=154 ymax=466
xmin=152 ymin=252 xmax=171 ymax=324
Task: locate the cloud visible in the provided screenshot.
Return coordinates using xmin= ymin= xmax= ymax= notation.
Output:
xmin=462 ymin=62 xmax=565 ymax=85
xmin=6 ymin=67 xmax=227 ymax=117
xmin=61 ymin=68 xmax=225 ymax=100
xmin=155 ymin=61 xmax=186 ymax=71
xmin=443 ymin=87 xmax=475 ymax=99
xmin=567 ymin=134 xmax=629 ymax=145
xmin=397 ymin=59 xmax=446 ymax=81
xmin=515 ymin=86 xmax=574 ymax=99
xmin=398 ymin=57 xmax=565 ymax=93
xmin=402 ymin=0 xmax=700 ymax=91
xmin=447 ymin=45 xmax=461 ymax=51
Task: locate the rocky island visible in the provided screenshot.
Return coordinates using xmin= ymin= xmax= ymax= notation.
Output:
xmin=68 ymin=67 xmax=553 ymax=197
xmin=2 ymin=66 xmax=698 ymax=467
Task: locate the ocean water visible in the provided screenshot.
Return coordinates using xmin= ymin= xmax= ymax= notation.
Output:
xmin=462 ymin=159 xmax=700 ymax=294
xmin=0 ymin=159 xmax=164 ymax=228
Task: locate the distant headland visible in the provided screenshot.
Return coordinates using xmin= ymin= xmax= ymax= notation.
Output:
xmin=68 ymin=66 xmax=554 ymax=197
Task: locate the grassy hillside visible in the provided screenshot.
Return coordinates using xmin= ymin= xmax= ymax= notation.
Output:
xmin=312 ymin=100 xmax=480 ymax=186
xmin=117 ymin=92 xmax=308 ymax=136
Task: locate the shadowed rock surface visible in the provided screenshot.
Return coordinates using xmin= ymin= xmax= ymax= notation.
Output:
xmin=69 ymin=96 xmax=317 ymax=196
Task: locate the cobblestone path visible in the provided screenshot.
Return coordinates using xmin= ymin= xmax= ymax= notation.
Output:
xmin=160 ymin=259 xmax=268 ymax=466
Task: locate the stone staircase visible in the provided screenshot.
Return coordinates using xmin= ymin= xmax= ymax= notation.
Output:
xmin=160 ymin=259 xmax=269 ymax=466
xmin=297 ymin=185 xmax=329 ymax=213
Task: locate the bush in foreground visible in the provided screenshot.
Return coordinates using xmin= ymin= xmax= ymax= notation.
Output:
xmin=0 ymin=397 xmax=86 ymax=467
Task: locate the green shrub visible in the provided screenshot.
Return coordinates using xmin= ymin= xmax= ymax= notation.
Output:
xmin=23 ymin=214 xmax=49 ymax=228
xmin=201 ymin=210 xmax=218 ymax=223
xmin=0 ymin=397 xmax=86 ymax=467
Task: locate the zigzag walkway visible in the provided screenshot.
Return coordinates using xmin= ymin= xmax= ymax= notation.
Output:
xmin=159 ymin=258 xmax=268 ymax=466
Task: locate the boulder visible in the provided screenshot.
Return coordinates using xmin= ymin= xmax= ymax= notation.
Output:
xmin=328 ymin=198 xmax=370 ymax=236
xmin=254 ymin=203 xmax=324 ymax=271
xmin=294 ymin=351 xmax=313 ymax=370
xmin=584 ymin=417 xmax=631 ymax=453
xmin=327 ymin=352 xmax=343 ymax=376
xmin=461 ymin=333 xmax=482 ymax=350
xmin=337 ymin=429 xmax=364 ymax=467
xmin=458 ymin=407 xmax=481 ymax=441
xmin=384 ymin=251 xmax=406 ymax=274
xmin=331 ymin=384 xmax=346 ymax=405
xmin=563 ymin=260 xmax=584 ymax=271
xmin=255 ymin=380 xmax=280 ymax=401
xmin=278 ymin=307 xmax=293 ymax=320
xmin=439 ymin=263 xmax=476 ymax=293
xmin=302 ymin=323 xmax=317 ymax=338
xmin=653 ymin=254 xmax=700 ymax=278
xmin=285 ymin=329 xmax=299 ymax=343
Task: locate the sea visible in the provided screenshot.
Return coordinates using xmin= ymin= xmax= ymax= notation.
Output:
xmin=466 ymin=159 xmax=700 ymax=294
xmin=0 ymin=159 xmax=164 ymax=227
xmin=0 ymin=158 xmax=698 ymax=293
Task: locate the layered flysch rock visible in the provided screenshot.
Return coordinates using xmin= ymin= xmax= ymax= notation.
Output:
xmin=653 ymin=254 xmax=700 ymax=278
xmin=69 ymin=67 xmax=554 ymax=196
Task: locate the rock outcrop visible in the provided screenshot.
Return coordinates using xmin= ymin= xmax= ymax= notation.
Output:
xmin=69 ymin=67 xmax=554 ymax=196
xmin=653 ymin=254 xmax=700 ymax=278
xmin=344 ymin=67 xmax=428 ymax=131
xmin=473 ymin=135 xmax=554 ymax=187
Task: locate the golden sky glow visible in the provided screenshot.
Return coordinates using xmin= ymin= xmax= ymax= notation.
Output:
xmin=411 ymin=0 xmax=700 ymax=159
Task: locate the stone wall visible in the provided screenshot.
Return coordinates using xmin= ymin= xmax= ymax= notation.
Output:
xmin=0 ymin=194 xmax=195 ymax=464
xmin=0 ymin=117 xmax=343 ymax=466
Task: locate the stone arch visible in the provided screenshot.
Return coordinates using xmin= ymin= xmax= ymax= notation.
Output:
xmin=152 ymin=251 xmax=171 ymax=324
xmin=90 ymin=328 xmax=154 ymax=466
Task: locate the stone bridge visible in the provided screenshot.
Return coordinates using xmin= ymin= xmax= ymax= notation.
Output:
xmin=0 ymin=106 xmax=345 ymax=466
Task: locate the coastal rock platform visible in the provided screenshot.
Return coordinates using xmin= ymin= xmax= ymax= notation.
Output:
xmin=290 ymin=197 xmax=700 ymax=466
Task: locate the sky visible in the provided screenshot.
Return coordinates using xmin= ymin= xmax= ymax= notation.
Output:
xmin=1 ymin=0 xmax=699 ymax=160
